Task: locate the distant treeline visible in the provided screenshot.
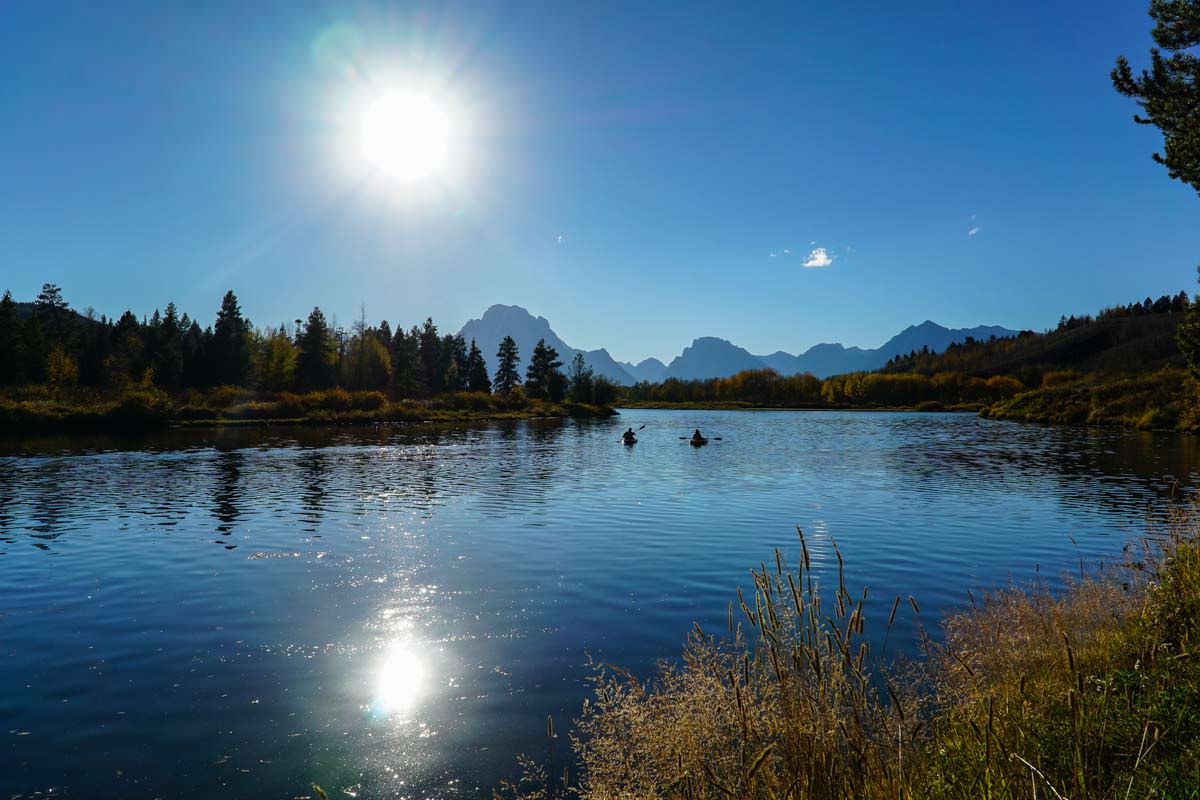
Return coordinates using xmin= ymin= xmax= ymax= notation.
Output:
xmin=0 ymin=285 xmax=616 ymax=406
xmin=623 ymin=368 xmax=1025 ymax=409
xmin=625 ymin=290 xmax=1195 ymax=415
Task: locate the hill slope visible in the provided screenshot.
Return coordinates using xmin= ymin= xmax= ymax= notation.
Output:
xmin=884 ymin=313 xmax=1183 ymax=382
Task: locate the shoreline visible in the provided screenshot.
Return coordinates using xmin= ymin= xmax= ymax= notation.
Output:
xmin=617 ymin=400 xmax=985 ymax=413
xmin=0 ymin=389 xmax=619 ymax=436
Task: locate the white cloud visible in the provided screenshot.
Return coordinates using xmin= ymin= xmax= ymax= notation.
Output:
xmin=782 ymin=248 xmax=791 ymax=255
xmin=556 ymin=234 xmax=565 ymax=244
xmin=968 ymin=226 xmax=981 ymax=237
xmin=802 ymin=247 xmax=834 ymax=268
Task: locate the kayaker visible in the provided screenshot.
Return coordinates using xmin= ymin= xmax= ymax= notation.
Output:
xmin=622 ymin=427 xmax=638 ymax=445
xmin=691 ymin=429 xmax=705 ymax=443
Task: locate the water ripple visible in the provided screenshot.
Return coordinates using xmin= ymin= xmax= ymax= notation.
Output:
xmin=0 ymin=411 xmax=1196 ymax=798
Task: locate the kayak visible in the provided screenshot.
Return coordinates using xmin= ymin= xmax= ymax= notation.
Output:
xmin=623 ymin=436 xmax=638 ymax=445
xmin=689 ymin=437 xmax=708 ymax=447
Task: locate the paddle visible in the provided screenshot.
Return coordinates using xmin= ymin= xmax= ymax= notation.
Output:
xmin=679 ymin=436 xmax=723 ymax=440
xmin=619 ymin=424 xmax=646 ymax=442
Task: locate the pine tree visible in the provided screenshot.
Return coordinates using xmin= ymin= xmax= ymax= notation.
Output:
xmin=567 ymin=352 xmax=594 ymax=403
xmin=109 ymin=310 xmax=145 ymax=385
xmin=1177 ymin=267 xmax=1200 ymax=380
xmin=547 ymin=367 xmax=568 ymax=402
xmin=418 ymin=318 xmax=442 ymax=394
xmin=440 ymin=333 xmax=468 ymax=392
xmin=34 ymin=283 xmax=67 ymax=313
xmin=494 ymin=336 xmax=521 ymax=395
xmin=391 ymin=326 xmax=424 ymax=397
xmin=21 ymin=314 xmax=47 ymax=383
xmin=154 ymin=302 xmax=184 ymax=388
xmin=593 ymin=375 xmax=617 ymax=406
xmin=525 ymin=338 xmax=563 ymax=400
xmin=34 ymin=283 xmax=73 ymax=351
xmin=1113 ymin=0 xmax=1200 ymax=196
xmin=181 ymin=320 xmax=208 ymax=388
xmin=0 ymin=290 xmax=22 ymax=384
xmin=442 ymin=359 xmax=461 ymax=393
xmin=211 ymin=290 xmax=251 ymax=386
xmin=296 ymin=307 xmax=337 ymax=390
xmin=465 ymin=339 xmax=491 ymax=393
xmin=77 ymin=315 xmax=111 ymax=387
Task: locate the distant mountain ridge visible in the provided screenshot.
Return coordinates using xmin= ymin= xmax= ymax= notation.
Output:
xmin=458 ymin=305 xmax=1018 ymax=385
xmin=458 ymin=305 xmax=638 ymax=385
xmin=619 ymin=357 xmax=668 ymax=383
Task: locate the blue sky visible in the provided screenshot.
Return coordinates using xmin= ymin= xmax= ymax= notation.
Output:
xmin=1 ymin=1 xmax=1197 ymax=363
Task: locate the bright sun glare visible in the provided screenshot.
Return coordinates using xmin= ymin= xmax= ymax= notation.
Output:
xmin=360 ymin=92 xmax=452 ymax=182
xmin=374 ymin=642 xmax=426 ymax=715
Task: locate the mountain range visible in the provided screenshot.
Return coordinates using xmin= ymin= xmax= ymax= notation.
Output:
xmin=458 ymin=305 xmax=1018 ymax=385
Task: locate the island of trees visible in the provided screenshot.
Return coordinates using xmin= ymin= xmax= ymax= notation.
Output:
xmin=0 ymin=285 xmax=616 ymax=432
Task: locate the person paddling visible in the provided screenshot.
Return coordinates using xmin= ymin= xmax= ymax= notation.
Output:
xmin=622 ymin=427 xmax=638 ymax=445
xmin=691 ymin=429 xmax=704 ymax=443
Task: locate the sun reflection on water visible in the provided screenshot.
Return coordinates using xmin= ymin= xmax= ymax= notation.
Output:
xmin=373 ymin=641 xmax=426 ymax=717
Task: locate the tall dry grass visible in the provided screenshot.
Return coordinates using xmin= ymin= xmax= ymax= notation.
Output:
xmin=498 ymin=511 xmax=1200 ymax=799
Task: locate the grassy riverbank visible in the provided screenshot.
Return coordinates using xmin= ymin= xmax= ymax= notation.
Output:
xmin=500 ymin=512 xmax=1200 ymax=799
xmin=0 ymin=385 xmax=616 ymax=434
xmin=982 ymin=368 xmax=1200 ymax=432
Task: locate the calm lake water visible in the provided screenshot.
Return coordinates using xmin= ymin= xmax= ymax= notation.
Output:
xmin=2 ymin=409 xmax=1197 ymax=798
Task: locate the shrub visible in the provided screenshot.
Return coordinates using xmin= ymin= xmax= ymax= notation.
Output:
xmin=1041 ymin=369 xmax=1080 ymax=387
xmin=175 ymin=405 xmax=218 ymax=421
xmin=308 ymin=387 xmax=352 ymax=411
xmin=106 ymin=389 xmax=170 ymax=428
xmin=203 ymin=385 xmax=252 ymax=409
xmin=349 ymin=390 xmax=386 ymax=411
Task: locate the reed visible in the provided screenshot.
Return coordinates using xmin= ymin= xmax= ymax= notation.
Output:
xmin=497 ymin=509 xmax=1200 ymax=799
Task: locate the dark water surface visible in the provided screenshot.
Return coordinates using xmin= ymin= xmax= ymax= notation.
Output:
xmin=1 ymin=410 xmax=1196 ymax=798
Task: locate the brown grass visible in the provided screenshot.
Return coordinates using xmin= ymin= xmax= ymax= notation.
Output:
xmin=498 ymin=511 xmax=1200 ymax=799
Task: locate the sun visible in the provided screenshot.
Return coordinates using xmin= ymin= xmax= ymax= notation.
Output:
xmin=360 ymin=92 xmax=452 ymax=182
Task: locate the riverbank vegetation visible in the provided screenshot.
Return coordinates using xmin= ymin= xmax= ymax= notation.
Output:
xmin=983 ymin=368 xmax=1200 ymax=431
xmin=499 ymin=510 xmax=1200 ymax=799
xmin=623 ymin=368 xmax=1027 ymax=411
xmin=0 ymin=384 xmax=612 ymax=433
xmin=0 ymin=285 xmax=616 ymax=432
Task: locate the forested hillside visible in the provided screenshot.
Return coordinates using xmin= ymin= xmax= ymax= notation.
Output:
xmin=624 ymin=289 xmax=1200 ymax=431
xmin=883 ymin=292 xmax=1189 ymax=384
